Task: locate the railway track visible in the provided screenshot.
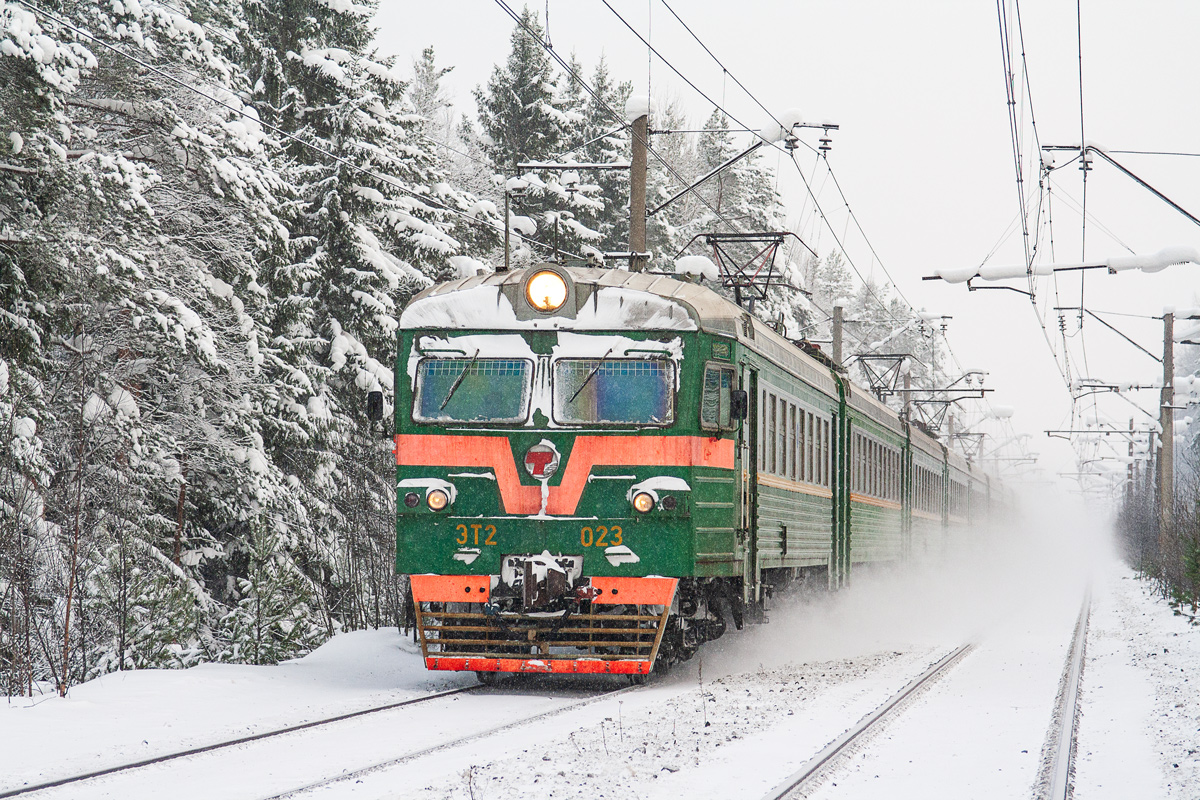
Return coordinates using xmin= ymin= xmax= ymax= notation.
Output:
xmin=1036 ymin=587 xmax=1092 ymax=800
xmin=760 ymin=643 xmax=977 ymax=800
xmin=0 ymin=684 xmax=481 ymax=799
xmin=261 ymin=682 xmax=641 ymax=799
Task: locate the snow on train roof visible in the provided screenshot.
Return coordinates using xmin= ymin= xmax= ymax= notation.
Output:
xmin=400 ymin=266 xmax=745 ymax=333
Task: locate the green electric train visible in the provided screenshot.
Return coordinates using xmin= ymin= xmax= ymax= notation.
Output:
xmin=389 ymin=264 xmax=997 ymax=681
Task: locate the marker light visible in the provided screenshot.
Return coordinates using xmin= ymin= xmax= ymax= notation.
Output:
xmin=427 ymin=489 xmax=449 ymax=511
xmin=525 ymin=270 xmax=568 ymax=312
xmin=632 ymin=492 xmax=655 ymax=513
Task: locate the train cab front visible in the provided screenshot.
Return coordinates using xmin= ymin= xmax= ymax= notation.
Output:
xmin=392 ymin=266 xmax=734 ymax=679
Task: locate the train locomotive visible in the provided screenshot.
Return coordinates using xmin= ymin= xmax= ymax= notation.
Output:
xmin=391 ymin=264 xmax=996 ymax=682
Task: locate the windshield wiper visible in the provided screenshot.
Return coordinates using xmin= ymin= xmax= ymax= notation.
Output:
xmin=439 ymin=349 xmax=480 ymax=411
xmin=568 ymin=347 xmax=614 ymax=404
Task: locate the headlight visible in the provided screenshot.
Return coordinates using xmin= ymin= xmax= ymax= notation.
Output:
xmin=427 ymin=489 xmax=449 ymax=510
xmin=404 ymin=492 xmax=420 ymax=508
xmin=525 ymin=270 xmax=568 ymax=312
xmin=632 ymin=492 xmax=655 ymax=513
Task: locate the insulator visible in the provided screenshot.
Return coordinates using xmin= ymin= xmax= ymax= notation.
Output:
xmin=819 ymin=137 xmax=832 ymax=152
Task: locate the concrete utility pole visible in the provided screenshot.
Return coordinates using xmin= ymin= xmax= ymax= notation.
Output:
xmin=629 ymin=113 xmax=648 ymax=273
xmin=832 ymin=305 xmax=844 ymax=366
xmin=1159 ymin=311 xmax=1175 ymax=546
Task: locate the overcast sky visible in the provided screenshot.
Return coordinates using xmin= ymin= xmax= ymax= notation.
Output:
xmin=375 ymin=1 xmax=1200 ymax=490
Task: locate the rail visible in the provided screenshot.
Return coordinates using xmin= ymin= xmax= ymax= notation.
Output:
xmin=0 ymin=685 xmax=481 ymax=799
xmin=261 ymin=683 xmax=641 ymax=799
xmin=1037 ymin=587 xmax=1092 ymax=800
xmin=761 ymin=643 xmax=976 ymax=800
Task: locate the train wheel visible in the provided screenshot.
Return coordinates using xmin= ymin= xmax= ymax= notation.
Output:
xmin=476 ymin=670 xmax=499 ymax=686
xmin=629 ymin=671 xmax=650 ymax=686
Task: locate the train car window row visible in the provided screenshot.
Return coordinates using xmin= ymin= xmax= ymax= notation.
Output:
xmin=758 ymin=388 xmax=830 ymax=488
xmin=850 ymin=432 xmax=902 ymax=502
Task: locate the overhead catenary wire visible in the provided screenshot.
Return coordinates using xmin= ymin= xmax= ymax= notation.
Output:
xmin=492 ymin=1 xmax=743 ymax=240
xmin=603 ymin=0 xmax=1001 ymax=417
xmin=644 ymin=1 xmax=950 ymax=342
xmin=16 ymin=0 xmax=577 ymax=262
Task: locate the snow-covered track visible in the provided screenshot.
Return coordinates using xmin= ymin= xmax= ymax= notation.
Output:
xmin=0 ymin=685 xmax=481 ymax=799
xmin=260 ymin=682 xmax=641 ymax=800
xmin=1036 ymin=588 xmax=1092 ymax=800
xmin=761 ymin=644 xmax=976 ymax=800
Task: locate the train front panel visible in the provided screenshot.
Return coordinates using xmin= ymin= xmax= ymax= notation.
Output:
xmin=393 ymin=318 xmax=740 ymax=676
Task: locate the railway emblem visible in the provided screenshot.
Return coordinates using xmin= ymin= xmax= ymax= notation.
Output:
xmin=523 ymin=441 xmax=560 ymax=479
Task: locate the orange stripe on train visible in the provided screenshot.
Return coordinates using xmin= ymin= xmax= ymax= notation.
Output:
xmin=394 ymin=434 xmax=734 ymax=515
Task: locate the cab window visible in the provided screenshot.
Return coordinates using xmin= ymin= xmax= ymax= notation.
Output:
xmin=414 ymin=358 xmax=531 ymax=423
xmin=553 ymin=358 xmax=674 ymax=425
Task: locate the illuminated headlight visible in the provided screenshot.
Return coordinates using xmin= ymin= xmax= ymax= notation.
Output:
xmin=632 ymin=492 xmax=655 ymax=513
xmin=525 ymin=270 xmax=568 ymax=312
xmin=427 ymin=489 xmax=450 ymax=511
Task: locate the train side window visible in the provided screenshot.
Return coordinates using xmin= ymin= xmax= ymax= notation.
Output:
xmin=768 ymin=394 xmax=778 ymax=474
xmin=788 ymin=405 xmax=797 ymax=480
xmin=759 ymin=390 xmax=767 ymax=471
xmin=871 ymin=441 xmax=878 ymax=497
xmin=776 ymin=400 xmax=786 ymax=476
xmin=700 ymin=364 xmax=736 ymax=431
xmin=818 ymin=418 xmax=824 ymax=486
xmin=799 ymin=411 xmax=808 ymax=483
xmin=853 ymin=435 xmax=859 ymax=492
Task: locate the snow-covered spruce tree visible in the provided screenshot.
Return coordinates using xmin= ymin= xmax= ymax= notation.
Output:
xmin=219 ymin=514 xmax=325 ymax=665
xmin=409 ymin=46 xmax=454 ymax=144
xmin=644 ymin=96 xmax=699 ymax=265
xmin=239 ymin=0 xmax=490 ymax=636
xmin=1 ymin=0 xmax=328 ymax=688
xmin=470 ymin=9 xmax=600 ymax=265
xmin=575 ymin=55 xmax=631 ymax=254
xmin=473 ymin=7 xmax=562 ymax=175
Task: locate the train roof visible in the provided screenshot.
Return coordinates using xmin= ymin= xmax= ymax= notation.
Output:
xmin=401 ymin=265 xmax=738 ymax=334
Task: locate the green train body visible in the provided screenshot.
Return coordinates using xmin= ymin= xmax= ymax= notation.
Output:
xmin=393 ymin=265 xmax=999 ymax=678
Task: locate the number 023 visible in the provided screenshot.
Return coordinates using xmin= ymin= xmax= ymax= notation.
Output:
xmin=580 ymin=525 xmax=622 ymax=547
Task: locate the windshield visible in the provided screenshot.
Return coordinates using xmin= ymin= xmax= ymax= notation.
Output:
xmin=414 ymin=358 xmax=531 ymax=423
xmin=553 ymin=359 xmax=674 ymax=425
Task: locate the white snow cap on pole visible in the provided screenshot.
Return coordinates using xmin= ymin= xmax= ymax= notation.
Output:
xmin=763 ymin=108 xmax=805 ymax=143
xmin=930 ymin=246 xmax=1200 ymax=283
xmin=675 ymin=255 xmax=718 ymax=281
xmin=624 ymin=95 xmax=656 ymax=123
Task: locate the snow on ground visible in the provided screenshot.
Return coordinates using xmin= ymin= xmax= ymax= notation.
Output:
xmin=0 ymin=630 xmax=473 ymax=790
xmin=3 ymin=497 xmax=1196 ymax=800
xmin=1075 ymin=564 xmax=1199 ymax=799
